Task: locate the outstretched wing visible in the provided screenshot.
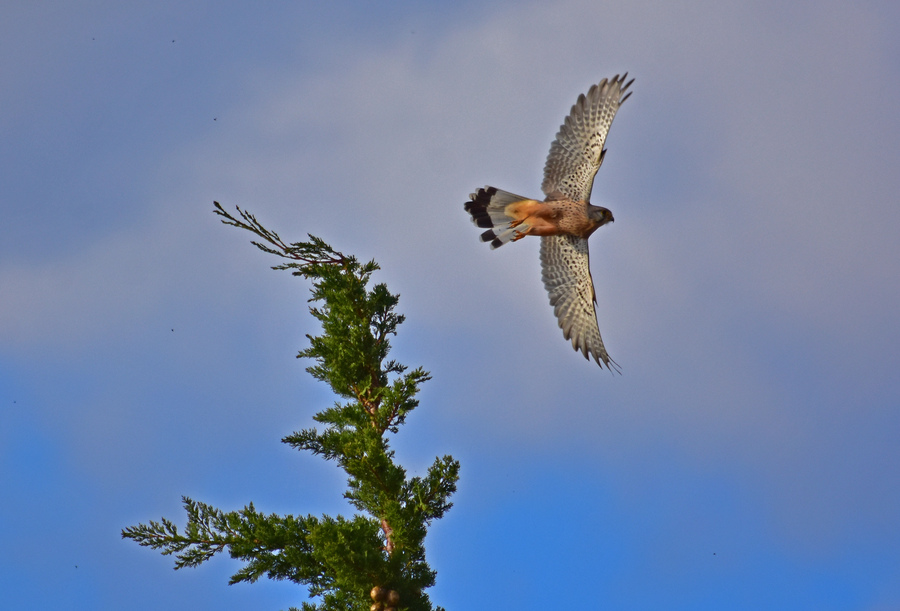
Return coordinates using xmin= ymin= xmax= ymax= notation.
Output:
xmin=542 ymin=74 xmax=633 ymax=202
xmin=540 ymin=234 xmax=619 ymax=372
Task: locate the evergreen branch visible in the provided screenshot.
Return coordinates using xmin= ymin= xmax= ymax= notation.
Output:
xmin=214 ymin=201 xmax=345 ymax=267
xmin=375 ymin=367 xmax=432 ymax=434
xmin=122 ymin=497 xmax=240 ymax=569
xmin=406 ymin=456 xmax=461 ymax=523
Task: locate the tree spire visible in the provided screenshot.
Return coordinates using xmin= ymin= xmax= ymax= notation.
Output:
xmin=123 ymin=203 xmax=459 ymax=611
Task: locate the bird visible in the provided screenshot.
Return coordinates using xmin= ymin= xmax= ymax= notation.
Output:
xmin=464 ymin=74 xmax=633 ymax=371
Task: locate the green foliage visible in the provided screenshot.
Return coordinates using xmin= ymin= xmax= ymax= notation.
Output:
xmin=122 ymin=203 xmax=459 ymax=611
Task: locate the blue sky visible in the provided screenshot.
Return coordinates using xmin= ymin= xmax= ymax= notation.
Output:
xmin=2 ymin=1 xmax=899 ymax=609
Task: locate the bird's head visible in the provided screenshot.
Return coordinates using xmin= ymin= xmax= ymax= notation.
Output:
xmin=587 ymin=205 xmax=614 ymax=227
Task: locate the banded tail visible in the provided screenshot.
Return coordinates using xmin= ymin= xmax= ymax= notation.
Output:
xmin=464 ymin=186 xmax=535 ymax=249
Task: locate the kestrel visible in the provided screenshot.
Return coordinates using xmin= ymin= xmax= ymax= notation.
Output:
xmin=464 ymin=74 xmax=633 ymax=371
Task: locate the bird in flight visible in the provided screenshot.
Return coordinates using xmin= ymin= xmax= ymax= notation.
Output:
xmin=464 ymin=74 xmax=633 ymax=371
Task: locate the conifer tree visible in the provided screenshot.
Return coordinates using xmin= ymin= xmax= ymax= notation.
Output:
xmin=123 ymin=203 xmax=459 ymax=611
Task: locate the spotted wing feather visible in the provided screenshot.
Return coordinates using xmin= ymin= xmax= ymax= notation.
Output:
xmin=540 ymin=234 xmax=619 ymax=372
xmin=541 ymin=74 xmax=633 ymax=202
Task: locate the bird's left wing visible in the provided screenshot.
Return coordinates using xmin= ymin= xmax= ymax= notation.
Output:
xmin=540 ymin=234 xmax=619 ymax=371
xmin=541 ymin=74 xmax=633 ymax=202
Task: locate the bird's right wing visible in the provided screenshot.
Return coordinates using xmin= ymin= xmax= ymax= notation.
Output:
xmin=540 ymin=234 xmax=619 ymax=372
